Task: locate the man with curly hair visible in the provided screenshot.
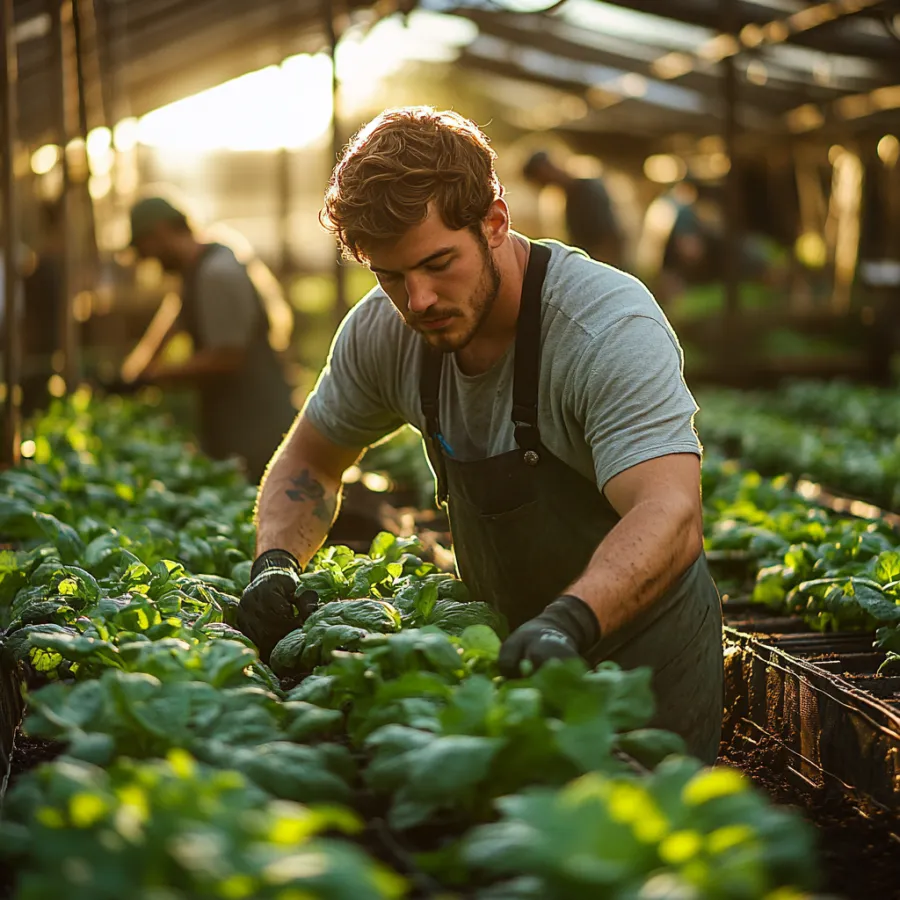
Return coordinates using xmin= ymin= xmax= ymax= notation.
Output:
xmin=238 ymin=107 xmax=723 ymax=762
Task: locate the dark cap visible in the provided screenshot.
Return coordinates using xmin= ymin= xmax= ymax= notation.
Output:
xmin=523 ymin=150 xmax=551 ymax=180
xmin=129 ymin=196 xmax=188 ymax=246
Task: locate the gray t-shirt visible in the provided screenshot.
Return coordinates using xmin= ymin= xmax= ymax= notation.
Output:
xmin=193 ymin=246 xmax=260 ymax=350
xmin=185 ymin=244 xmax=296 ymax=480
xmin=305 ymin=240 xmax=700 ymax=492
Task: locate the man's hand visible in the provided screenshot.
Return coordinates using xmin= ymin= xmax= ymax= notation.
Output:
xmin=498 ymin=595 xmax=600 ymax=679
xmin=237 ymin=549 xmax=318 ymax=662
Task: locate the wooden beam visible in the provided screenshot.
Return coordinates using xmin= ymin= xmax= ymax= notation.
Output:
xmin=1 ymin=0 xmax=21 ymax=467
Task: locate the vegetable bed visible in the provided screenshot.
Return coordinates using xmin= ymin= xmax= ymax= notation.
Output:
xmin=0 ymin=390 xmax=818 ymax=899
xmin=702 ymin=447 xmax=900 ymax=895
xmin=697 ymin=380 xmax=900 ymax=513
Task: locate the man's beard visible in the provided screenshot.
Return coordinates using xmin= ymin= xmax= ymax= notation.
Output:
xmin=416 ymin=243 xmax=501 ymax=354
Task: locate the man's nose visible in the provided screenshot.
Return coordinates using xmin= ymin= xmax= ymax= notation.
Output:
xmin=406 ymin=274 xmax=437 ymax=315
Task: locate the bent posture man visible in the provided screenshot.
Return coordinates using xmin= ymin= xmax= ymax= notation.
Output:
xmin=126 ymin=195 xmax=295 ymax=482
xmin=238 ymin=108 xmax=723 ymax=762
xmin=522 ymin=149 xmax=624 ymax=268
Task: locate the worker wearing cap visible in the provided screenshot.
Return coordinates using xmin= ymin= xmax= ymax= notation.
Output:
xmin=237 ymin=108 xmax=724 ymax=762
xmin=523 ymin=150 xmax=625 ymax=269
xmin=124 ymin=196 xmax=296 ymax=481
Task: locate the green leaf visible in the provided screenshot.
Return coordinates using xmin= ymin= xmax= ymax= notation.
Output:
xmin=874 ymin=551 xmax=900 ymax=585
xmin=282 ymin=702 xmax=344 ymax=742
xmin=230 ymin=560 xmax=253 ymax=591
xmin=849 ymin=581 xmax=900 ymax=624
xmin=1 ymin=624 xmax=76 ymax=665
xmin=369 ymin=532 xmax=398 ymax=561
xmin=270 ymin=630 xmax=307 ymax=676
xmin=416 ymin=581 xmax=440 ymax=622
xmin=553 ymin=714 xmax=616 ymax=773
xmin=428 ymin=600 xmax=504 ymax=637
xmin=26 ymin=679 xmax=106 ymax=736
xmin=29 ymin=633 xmax=123 ymax=670
xmin=53 ymin=567 xmax=102 ymax=604
xmin=66 ymin=732 xmax=117 ymax=766
xmin=389 ymin=734 xmax=502 ymax=830
xmin=458 ymin=625 xmax=501 ymax=662
xmin=614 ymin=728 xmax=687 ymax=769
xmin=232 ymin=741 xmax=354 ymax=804
xmin=295 ymin=570 xmax=342 ymax=603
xmin=33 ymin=512 xmax=85 ymax=565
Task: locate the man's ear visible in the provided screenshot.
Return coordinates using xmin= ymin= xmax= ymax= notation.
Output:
xmin=483 ymin=198 xmax=511 ymax=249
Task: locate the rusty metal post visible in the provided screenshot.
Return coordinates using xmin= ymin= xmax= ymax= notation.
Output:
xmin=1 ymin=0 xmax=21 ymax=467
xmin=323 ymin=0 xmax=347 ymax=324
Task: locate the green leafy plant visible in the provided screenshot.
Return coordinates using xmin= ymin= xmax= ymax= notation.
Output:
xmin=0 ymin=751 xmax=405 ymax=900
xmin=459 ymin=760 xmax=818 ymax=900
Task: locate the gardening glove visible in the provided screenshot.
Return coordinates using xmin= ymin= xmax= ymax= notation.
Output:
xmin=237 ymin=549 xmax=319 ymax=663
xmin=499 ymin=594 xmax=600 ymax=679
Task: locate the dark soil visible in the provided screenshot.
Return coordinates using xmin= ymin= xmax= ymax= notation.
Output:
xmin=8 ymin=732 xmax=63 ymax=783
xmin=0 ymin=733 xmax=64 ymax=900
xmin=721 ymin=733 xmax=900 ymax=900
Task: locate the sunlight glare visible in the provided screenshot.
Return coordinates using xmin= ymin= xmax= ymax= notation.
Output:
xmin=30 ymin=144 xmax=60 ymax=175
xmin=137 ymin=54 xmax=333 ymax=152
xmin=337 ymin=11 xmax=474 ymax=111
xmin=114 ymin=118 xmax=140 ymax=153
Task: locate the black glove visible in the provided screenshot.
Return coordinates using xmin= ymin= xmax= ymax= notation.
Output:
xmin=498 ymin=595 xmax=600 ymax=679
xmin=237 ymin=549 xmax=319 ymax=662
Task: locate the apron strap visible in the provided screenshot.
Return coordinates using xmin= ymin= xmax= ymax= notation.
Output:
xmin=512 ymin=242 xmax=551 ymax=453
xmin=418 ymin=239 xmax=552 ymax=499
xmin=420 ymin=348 xmax=449 ymax=504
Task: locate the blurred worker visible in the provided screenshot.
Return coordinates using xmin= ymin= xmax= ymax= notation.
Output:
xmin=522 ymin=149 xmax=624 ymax=268
xmin=237 ymin=107 xmax=723 ymax=762
xmin=652 ymin=179 xmax=776 ymax=307
xmin=124 ymin=195 xmax=295 ymax=482
xmin=22 ymin=202 xmax=65 ymax=415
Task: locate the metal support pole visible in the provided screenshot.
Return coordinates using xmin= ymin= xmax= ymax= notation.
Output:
xmin=277 ymin=146 xmax=292 ymax=282
xmin=721 ymin=0 xmax=742 ymax=325
xmin=1 ymin=0 xmax=21 ymax=467
xmin=324 ymin=0 xmax=346 ymax=324
xmin=59 ymin=0 xmax=81 ymax=388
xmin=277 ymin=40 xmax=293 ymax=286
xmin=72 ymin=0 xmax=100 ymax=308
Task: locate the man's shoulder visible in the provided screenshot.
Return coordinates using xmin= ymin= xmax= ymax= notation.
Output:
xmin=344 ymin=285 xmax=404 ymax=331
xmin=542 ymin=240 xmax=666 ymax=342
xmin=337 ymin=286 xmax=417 ymax=359
xmin=199 ymin=243 xmax=244 ymax=274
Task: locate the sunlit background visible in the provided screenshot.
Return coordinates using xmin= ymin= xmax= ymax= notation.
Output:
xmin=6 ymin=0 xmax=900 ymax=408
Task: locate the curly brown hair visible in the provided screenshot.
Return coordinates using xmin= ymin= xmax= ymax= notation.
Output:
xmin=320 ymin=107 xmax=503 ymax=263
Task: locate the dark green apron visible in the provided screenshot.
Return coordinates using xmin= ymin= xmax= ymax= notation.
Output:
xmin=420 ymin=242 xmax=724 ymax=763
xmin=181 ymin=244 xmax=295 ymax=482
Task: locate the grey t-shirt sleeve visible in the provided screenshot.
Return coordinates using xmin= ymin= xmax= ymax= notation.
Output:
xmin=194 ymin=255 xmax=259 ymax=349
xmin=573 ymin=314 xmax=701 ymax=491
xmin=303 ymin=298 xmax=407 ymax=449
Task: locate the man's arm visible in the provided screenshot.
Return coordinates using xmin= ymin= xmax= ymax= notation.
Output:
xmin=120 ymin=292 xmax=182 ymax=383
xmin=499 ymin=307 xmax=704 ymax=677
xmin=498 ymin=452 xmax=702 ymax=677
xmin=144 ymin=251 xmax=257 ymax=384
xmin=144 ymin=347 xmax=246 ymax=383
xmin=566 ymin=452 xmax=703 ymax=636
xmin=255 ymin=414 xmax=366 ymax=564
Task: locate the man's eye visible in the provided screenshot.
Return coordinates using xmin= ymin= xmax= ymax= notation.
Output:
xmin=426 ymin=260 xmax=451 ymax=273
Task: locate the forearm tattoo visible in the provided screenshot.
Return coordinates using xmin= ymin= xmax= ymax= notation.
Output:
xmin=285 ymin=470 xmax=334 ymax=523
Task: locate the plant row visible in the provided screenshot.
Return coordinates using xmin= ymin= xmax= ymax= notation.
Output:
xmin=696 ymin=383 xmax=900 ymax=511
xmin=0 ymin=390 xmax=818 ymax=899
xmin=703 ymin=456 xmax=900 ymax=666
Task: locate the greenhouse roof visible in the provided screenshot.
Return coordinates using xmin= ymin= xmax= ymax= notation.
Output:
xmin=8 ymin=0 xmax=900 ymax=145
